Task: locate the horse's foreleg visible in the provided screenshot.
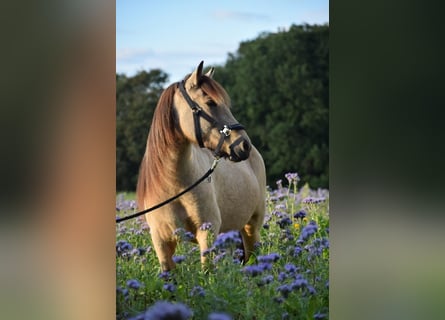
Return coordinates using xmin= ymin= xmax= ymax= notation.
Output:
xmin=151 ymin=232 xmax=176 ymax=271
xmin=241 ymin=223 xmax=261 ymax=263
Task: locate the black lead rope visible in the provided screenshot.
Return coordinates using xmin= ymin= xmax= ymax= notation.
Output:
xmin=116 ymin=158 xmax=220 ymax=223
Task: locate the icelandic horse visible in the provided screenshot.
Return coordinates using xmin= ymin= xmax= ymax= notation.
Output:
xmin=137 ymin=61 xmax=266 ymax=271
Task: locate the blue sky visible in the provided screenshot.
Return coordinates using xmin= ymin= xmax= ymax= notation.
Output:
xmin=117 ymin=0 xmax=329 ymax=84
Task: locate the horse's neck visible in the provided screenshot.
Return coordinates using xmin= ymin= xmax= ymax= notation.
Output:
xmin=174 ymin=143 xmax=211 ymax=184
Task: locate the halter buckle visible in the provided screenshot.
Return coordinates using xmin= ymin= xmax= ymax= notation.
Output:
xmin=211 ymin=157 xmax=221 ymax=170
xmin=220 ymin=125 xmax=231 ymax=137
xmin=192 ymin=105 xmax=202 ymax=113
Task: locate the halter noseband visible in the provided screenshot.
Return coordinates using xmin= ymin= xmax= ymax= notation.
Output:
xmin=178 ymin=80 xmax=245 ymax=157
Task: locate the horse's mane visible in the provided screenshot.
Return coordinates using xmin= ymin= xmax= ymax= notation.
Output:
xmin=199 ymin=75 xmax=231 ymax=108
xmin=136 ymin=82 xmax=182 ymax=208
xmin=136 ymin=75 xmax=230 ymax=209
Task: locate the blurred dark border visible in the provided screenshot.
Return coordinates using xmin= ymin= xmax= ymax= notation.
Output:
xmin=331 ymin=0 xmax=445 ymax=319
xmin=1 ymin=0 xmax=444 ymax=319
xmin=0 ymin=1 xmax=115 ymax=319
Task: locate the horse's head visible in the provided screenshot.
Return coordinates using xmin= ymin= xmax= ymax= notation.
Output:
xmin=174 ymin=61 xmax=251 ymax=162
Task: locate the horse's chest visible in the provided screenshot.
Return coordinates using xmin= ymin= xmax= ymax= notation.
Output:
xmin=216 ymin=178 xmax=258 ymax=224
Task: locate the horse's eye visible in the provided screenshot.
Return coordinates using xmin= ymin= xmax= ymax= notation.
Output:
xmin=206 ymin=100 xmax=217 ymax=107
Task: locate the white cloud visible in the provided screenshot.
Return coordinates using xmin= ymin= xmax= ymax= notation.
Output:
xmin=116 ymin=48 xmax=154 ymax=60
xmin=212 ymin=10 xmax=270 ymax=22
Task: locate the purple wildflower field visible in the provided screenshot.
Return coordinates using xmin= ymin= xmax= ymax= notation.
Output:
xmin=116 ymin=173 xmax=329 ymax=319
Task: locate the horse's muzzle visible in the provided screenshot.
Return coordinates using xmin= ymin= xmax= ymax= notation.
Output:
xmin=229 ymin=137 xmax=251 ymax=162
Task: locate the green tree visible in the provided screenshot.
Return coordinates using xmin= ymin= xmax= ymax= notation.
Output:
xmin=215 ymin=24 xmax=328 ymax=188
xmin=116 ymin=70 xmax=168 ymax=191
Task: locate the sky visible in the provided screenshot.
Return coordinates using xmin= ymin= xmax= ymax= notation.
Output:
xmin=116 ymin=0 xmax=329 ymax=84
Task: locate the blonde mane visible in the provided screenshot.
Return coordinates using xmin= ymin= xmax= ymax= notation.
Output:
xmin=136 ymin=83 xmax=183 ymax=207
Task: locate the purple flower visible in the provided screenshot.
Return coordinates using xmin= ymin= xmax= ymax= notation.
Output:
xmin=143 ymin=301 xmax=192 ymax=320
xmin=259 ymin=275 xmax=274 ymax=286
xmin=314 ymin=312 xmax=328 ymax=319
xmin=291 ymin=278 xmax=308 ymax=290
xmin=299 ymin=221 xmax=318 ymax=242
xmin=285 ymin=172 xmax=299 ymax=184
xmin=276 ymin=179 xmax=283 ymax=189
xmin=278 ymin=272 xmax=288 ymax=282
xmin=277 ymin=216 xmax=293 ymax=229
xmin=307 ymin=285 xmax=316 ymax=295
xmin=257 ymin=253 xmax=281 ymax=263
xmin=116 ymin=197 xmax=137 ymax=211
xmin=185 ymin=232 xmax=195 ymax=241
xmin=130 ymin=248 xmax=140 ymax=256
xmin=259 ymin=262 xmax=272 ymax=271
xmin=213 ymin=252 xmax=227 ymax=263
xmin=243 ymin=265 xmax=264 ymax=277
xmin=271 ymin=210 xmax=286 ymax=218
xmin=116 ymin=286 xmax=128 ymax=297
xmin=116 ymin=240 xmax=133 ymax=253
xmin=128 ymin=314 xmax=144 ymax=320
xmin=293 ymin=246 xmax=302 ymax=257
xmin=302 ymin=197 xmax=325 ymax=204
xmin=173 ymin=255 xmax=186 ymax=264
xmin=200 ymin=222 xmax=213 ymax=231
xmin=126 ymin=279 xmax=142 ymax=290
xmin=213 ymin=231 xmax=242 ymax=249
xmin=322 ymin=237 xmax=329 ymax=248
xmin=140 ymin=222 xmax=150 ymax=230
xmin=281 ymin=229 xmax=294 ymax=241
xmin=277 ymin=284 xmax=292 ymax=298
xmin=158 ymin=271 xmax=171 ymax=281
xmin=163 ymin=283 xmax=176 ymax=292
xmin=284 ymin=263 xmax=299 ymax=274
xmin=189 ymin=285 xmax=205 ymax=297
xmin=294 ymin=210 xmax=306 ymax=219
xmin=207 ymin=312 xmax=233 ymax=320
xmin=174 ymin=228 xmax=195 ymax=241
xmin=233 ymin=248 xmax=244 ymax=261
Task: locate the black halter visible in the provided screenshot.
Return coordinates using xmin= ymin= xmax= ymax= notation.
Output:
xmin=178 ymin=80 xmax=245 ymax=157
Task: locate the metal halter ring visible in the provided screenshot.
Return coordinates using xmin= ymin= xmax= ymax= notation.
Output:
xmin=220 ymin=125 xmax=232 ymax=137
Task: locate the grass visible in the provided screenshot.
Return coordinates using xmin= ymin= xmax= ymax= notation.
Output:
xmin=116 ymin=174 xmax=329 ymax=319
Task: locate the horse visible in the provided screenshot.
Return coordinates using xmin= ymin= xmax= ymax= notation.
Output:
xmin=136 ymin=61 xmax=266 ymax=271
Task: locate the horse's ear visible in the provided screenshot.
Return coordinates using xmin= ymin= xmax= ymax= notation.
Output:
xmin=205 ymin=67 xmax=215 ymax=78
xmin=187 ymin=61 xmax=204 ymax=88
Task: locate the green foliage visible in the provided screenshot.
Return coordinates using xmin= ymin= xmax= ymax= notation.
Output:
xmin=116 ymin=176 xmax=329 ymax=319
xmin=215 ymin=24 xmax=329 ymax=188
xmin=116 ymin=70 xmax=169 ymax=191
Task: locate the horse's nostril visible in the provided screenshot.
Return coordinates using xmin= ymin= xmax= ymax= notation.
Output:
xmin=242 ymin=140 xmax=251 ymax=153
xmin=229 ymin=137 xmax=251 ymax=162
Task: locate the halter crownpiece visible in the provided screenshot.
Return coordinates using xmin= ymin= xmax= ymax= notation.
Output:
xmin=178 ymin=80 xmax=245 ymax=158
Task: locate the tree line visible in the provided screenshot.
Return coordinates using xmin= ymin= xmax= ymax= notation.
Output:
xmin=117 ymin=24 xmax=328 ymax=191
